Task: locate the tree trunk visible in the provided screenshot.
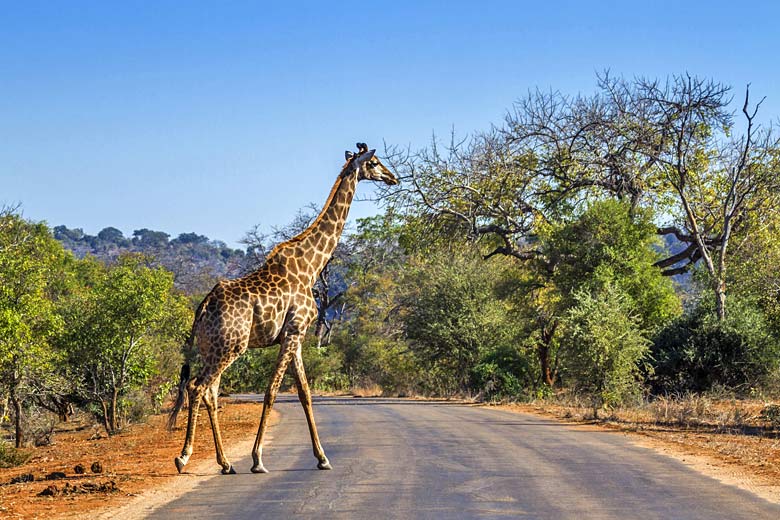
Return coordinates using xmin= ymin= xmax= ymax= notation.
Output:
xmin=715 ymin=281 xmax=726 ymax=322
xmin=99 ymin=398 xmax=111 ymax=435
xmin=537 ymin=345 xmax=554 ymax=387
xmin=110 ymin=387 xmax=119 ymax=432
xmin=314 ymin=319 xmax=326 ymax=349
xmin=11 ymin=394 xmax=23 ymax=448
xmin=537 ymin=319 xmax=558 ymax=387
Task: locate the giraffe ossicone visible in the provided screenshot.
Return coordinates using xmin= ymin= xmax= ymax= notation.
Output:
xmin=168 ymin=143 xmax=398 ymax=475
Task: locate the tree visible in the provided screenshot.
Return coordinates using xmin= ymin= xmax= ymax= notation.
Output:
xmin=651 ymin=296 xmax=779 ymax=393
xmin=384 ymin=132 xmax=545 ymax=262
xmin=545 ymin=199 xmax=680 ymax=331
xmin=726 ymin=216 xmax=780 ymax=335
xmin=614 ymin=77 xmax=780 ymax=322
xmin=61 ymin=254 xmax=190 ymax=434
xmin=328 ymin=214 xmax=422 ymax=395
xmin=0 ymin=210 xmax=67 ymax=447
xmin=382 ymin=135 xmax=566 ymax=386
xmin=132 ymin=228 xmax=170 ymax=248
xmin=97 ymin=227 xmax=127 ymax=245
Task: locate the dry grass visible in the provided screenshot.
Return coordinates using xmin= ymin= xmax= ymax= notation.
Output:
xmin=349 ymin=384 xmax=385 ymax=398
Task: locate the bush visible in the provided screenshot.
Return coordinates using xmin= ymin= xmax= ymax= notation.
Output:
xmin=470 ymin=344 xmax=536 ymax=401
xmin=560 ymin=284 xmax=651 ymax=411
xmin=402 ymin=252 xmax=522 ymax=395
xmin=761 ymin=404 xmax=780 ymax=429
xmin=0 ymin=440 xmax=31 ymax=468
xmin=651 ymin=297 xmax=780 ymax=394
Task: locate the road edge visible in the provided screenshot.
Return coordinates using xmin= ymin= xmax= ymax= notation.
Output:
xmin=96 ymin=408 xmax=280 ymax=520
xmin=486 ymin=403 xmax=780 ymax=506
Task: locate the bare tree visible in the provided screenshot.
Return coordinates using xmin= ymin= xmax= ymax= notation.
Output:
xmin=636 ymin=78 xmax=780 ymax=320
xmin=383 ymin=131 xmax=546 ymax=261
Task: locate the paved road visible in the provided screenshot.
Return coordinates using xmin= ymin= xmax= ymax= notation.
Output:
xmin=150 ymin=395 xmax=780 ymax=519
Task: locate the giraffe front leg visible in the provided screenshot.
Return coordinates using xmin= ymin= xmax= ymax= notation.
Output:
xmin=251 ymin=345 xmax=294 ymax=474
xmin=290 ymin=343 xmax=331 ymax=470
xmin=204 ymin=379 xmax=235 ymax=474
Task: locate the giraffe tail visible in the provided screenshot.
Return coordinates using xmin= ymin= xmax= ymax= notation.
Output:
xmin=168 ymin=289 xmax=212 ymax=431
xmin=167 ymin=362 xmax=191 ymax=431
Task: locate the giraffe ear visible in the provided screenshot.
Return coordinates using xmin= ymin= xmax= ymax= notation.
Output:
xmin=345 ymin=151 xmax=355 ymax=160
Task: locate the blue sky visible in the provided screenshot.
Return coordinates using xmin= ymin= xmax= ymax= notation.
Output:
xmin=2 ymin=1 xmax=778 ymax=248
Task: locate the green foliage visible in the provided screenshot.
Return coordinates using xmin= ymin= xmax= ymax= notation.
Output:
xmin=60 ymin=253 xmax=190 ymax=433
xmin=651 ymin=296 xmax=780 ymax=394
xmin=470 ymin=343 xmax=536 ymax=401
xmin=318 ymin=213 xmax=423 ymax=396
xmin=545 ymin=200 xmax=681 ymax=331
xmin=726 ymin=218 xmax=780 ymax=336
xmin=220 ymin=347 xmax=277 ymax=394
xmin=560 ymin=284 xmax=651 ymax=409
xmin=0 ymin=212 xmax=69 ymax=446
xmin=221 ymin=337 xmax=347 ymax=394
xmin=401 ymin=251 xmax=525 ymax=395
xmin=0 ymin=440 xmax=31 ymax=468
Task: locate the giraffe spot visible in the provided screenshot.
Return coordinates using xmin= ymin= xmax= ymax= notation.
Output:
xmin=320 ymin=221 xmax=335 ymax=234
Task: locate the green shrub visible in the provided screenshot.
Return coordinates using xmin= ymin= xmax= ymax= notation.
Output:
xmin=0 ymin=441 xmax=31 ymax=468
xmin=560 ymin=284 xmax=651 ymax=410
xmin=471 ymin=344 xmax=536 ymax=401
xmin=651 ymin=297 xmax=780 ymax=394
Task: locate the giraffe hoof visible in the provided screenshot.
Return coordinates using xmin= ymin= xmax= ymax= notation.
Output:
xmin=251 ymin=464 xmax=269 ymax=474
xmin=317 ymin=460 xmax=332 ymax=470
xmin=174 ymin=457 xmax=187 ymax=474
xmin=221 ymin=465 xmax=236 ymax=475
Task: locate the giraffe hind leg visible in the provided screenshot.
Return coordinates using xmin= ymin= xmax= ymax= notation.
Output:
xmin=291 ymin=347 xmax=331 ymax=470
xmin=175 ymin=379 xmax=204 ymax=473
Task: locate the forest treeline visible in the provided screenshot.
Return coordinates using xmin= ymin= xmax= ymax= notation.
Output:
xmin=2 ymin=74 xmax=780 ymax=457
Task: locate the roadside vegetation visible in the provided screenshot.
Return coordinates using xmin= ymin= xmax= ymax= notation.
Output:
xmin=2 ymin=73 xmax=780 ymax=473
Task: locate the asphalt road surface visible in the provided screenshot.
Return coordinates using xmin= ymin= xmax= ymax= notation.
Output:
xmin=150 ymin=395 xmax=780 ymax=519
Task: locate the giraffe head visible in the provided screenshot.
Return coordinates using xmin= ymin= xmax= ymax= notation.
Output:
xmin=344 ymin=142 xmax=398 ymax=185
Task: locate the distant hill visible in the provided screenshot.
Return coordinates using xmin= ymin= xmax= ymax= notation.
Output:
xmin=53 ymin=225 xmax=248 ymax=295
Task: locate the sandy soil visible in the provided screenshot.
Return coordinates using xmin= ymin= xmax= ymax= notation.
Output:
xmin=0 ymin=398 xmax=276 ymax=519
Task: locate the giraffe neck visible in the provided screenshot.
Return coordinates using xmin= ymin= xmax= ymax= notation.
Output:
xmin=270 ymin=170 xmax=358 ymax=281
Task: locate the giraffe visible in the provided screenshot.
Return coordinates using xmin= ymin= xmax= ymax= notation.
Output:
xmin=168 ymin=143 xmax=398 ymax=475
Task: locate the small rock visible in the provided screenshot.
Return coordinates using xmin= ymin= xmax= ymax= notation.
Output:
xmin=10 ymin=473 xmax=34 ymax=484
xmin=91 ymin=461 xmax=103 ymax=473
xmin=101 ymin=480 xmax=118 ymax=493
xmin=74 ymin=464 xmax=85 ymax=474
xmin=38 ymin=485 xmax=58 ymax=496
xmin=45 ymin=471 xmax=67 ymax=481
